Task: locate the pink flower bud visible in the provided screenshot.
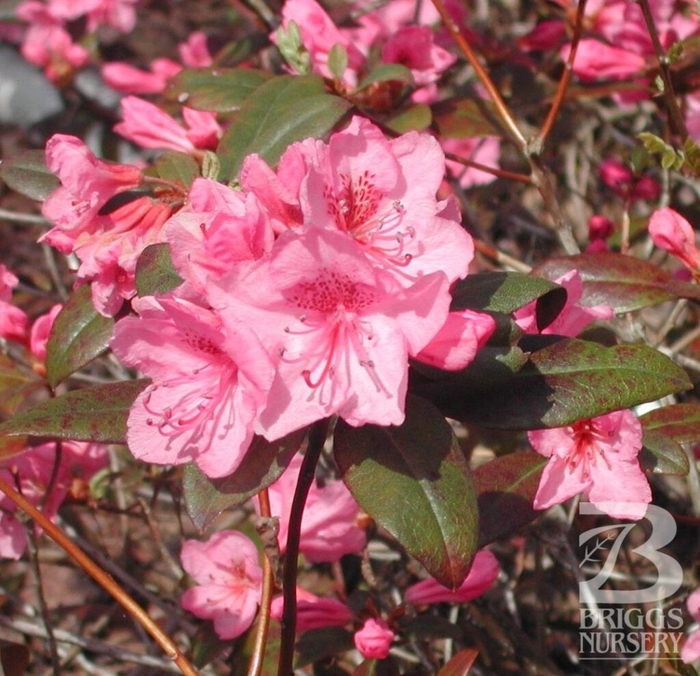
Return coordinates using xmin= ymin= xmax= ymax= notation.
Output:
xmin=354 ymin=618 xmax=395 ymax=660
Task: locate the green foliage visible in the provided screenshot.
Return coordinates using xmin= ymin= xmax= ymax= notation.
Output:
xmin=0 ymin=149 xmax=59 ymax=201
xmin=45 ymin=285 xmax=114 ymax=388
xmin=134 ymin=243 xmax=184 ymax=297
xmin=335 ymin=395 xmax=479 ymax=588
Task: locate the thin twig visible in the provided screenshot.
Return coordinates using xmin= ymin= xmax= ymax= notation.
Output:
xmin=0 ymin=475 xmax=199 ymax=676
xmin=248 ymin=487 xmax=275 ymax=676
xmin=473 ymin=239 xmax=532 ymax=273
xmin=277 ymin=419 xmax=330 ymax=676
xmin=0 ymin=207 xmax=50 ymax=225
xmin=444 ymin=152 xmax=532 ymax=184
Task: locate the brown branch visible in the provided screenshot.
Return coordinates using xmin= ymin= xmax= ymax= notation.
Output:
xmin=443 ymin=152 xmax=532 ymax=184
xmin=0 ymin=475 xmax=199 ymax=676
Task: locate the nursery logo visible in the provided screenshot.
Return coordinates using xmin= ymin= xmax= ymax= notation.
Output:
xmin=577 ymin=503 xmax=684 ymax=661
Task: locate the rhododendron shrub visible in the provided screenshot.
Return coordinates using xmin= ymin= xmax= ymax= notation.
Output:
xmin=3 ymin=0 xmax=700 ymax=673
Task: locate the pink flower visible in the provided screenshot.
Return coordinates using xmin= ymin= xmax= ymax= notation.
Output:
xmin=270 ymin=588 xmax=353 ymax=632
xmin=442 ymin=136 xmax=501 ymax=189
xmin=29 ymin=304 xmax=62 ymax=362
xmin=40 ymin=135 xmax=142 ymax=252
xmin=165 ymin=178 xmax=274 ymax=293
xmin=111 ymin=295 xmax=274 ymax=478
xmin=0 ymin=265 xmax=29 ymax=344
xmin=565 ymin=39 xmax=647 ymax=82
xmin=683 ymin=589 xmax=700 ymax=663
xmin=514 ymin=270 xmax=613 ymax=336
xmin=114 ymin=97 xmax=221 ymax=154
xmin=302 ymin=116 xmax=474 ymax=287
xmin=210 ymin=227 xmax=453 ymax=439
xmin=180 ymin=531 xmax=262 ymax=640
xmin=102 ymin=59 xmax=181 ymax=94
xmin=354 ymin=618 xmax=395 ymax=660
xmin=528 ymin=409 xmax=651 ymax=520
xmin=649 ymin=207 xmax=700 ymax=273
xmin=404 ymin=550 xmax=499 ymax=605
xmin=255 ymin=453 xmax=366 ymax=562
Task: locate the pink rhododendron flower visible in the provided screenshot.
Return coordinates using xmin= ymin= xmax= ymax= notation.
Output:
xmin=165 ymin=178 xmax=274 ymax=293
xmin=302 ymin=116 xmax=474 ymax=287
xmin=40 ymin=134 xmax=142 ymax=252
xmin=102 ymin=59 xmax=182 ymax=94
xmin=0 ymin=441 xmax=107 ymax=559
xmin=354 ymin=618 xmax=395 ymax=660
xmin=528 ymin=409 xmax=651 ymax=520
xmin=0 ymin=265 xmax=29 ymax=344
xmin=29 ymin=304 xmax=62 ymax=363
xmin=514 ymin=270 xmax=613 ymax=336
xmin=255 ymin=452 xmax=365 ymax=562
xmin=682 ymin=588 xmax=700 ymax=663
xmin=111 ymin=295 xmax=274 ymax=478
xmin=271 ymin=588 xmax=353 ymax=632
xmin=442 ymin=135 xmax=501 ymax=189
xmin=114 ymin=97 xmax=221 ymax=154
xmin=180 ymin=530 xmax=262 ymax=640
xmin=599 ymin=158 xmax=660 ymax=202
xmin=649 ymin=207 xmax=700 ymax=273
xmin=211 ymin=227 xmax=453 ymax=439
xmin=405 ymin=550 xmax=499 ymax=605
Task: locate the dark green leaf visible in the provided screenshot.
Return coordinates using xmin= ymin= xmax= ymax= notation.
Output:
xmin=436 ymin=649 xmax=479 ymax=676
xmin=0 ymin=380 xmax=149 ymax=444
xmin=165 ymin=67 xmax=271 ymax=112
xmin=149 ymin=151 xmax=200 ymax=186
xmin=356 ymin=63 xmax=413 ymax=91
xmin=473 ymin=452 xmax=546 ymax=547
xmin=638 ymin=403 xmax=700 ymax=475
xmin=217 ymin=75 xmax=352 ymax=181
xmin=385 ymin=104 xmax=432 ymax=134
xmin=135 ymin=243 xmax=184 ymax=297
xmin=183 ymin=429 xmax=306 ymax=530
xmin=295 ymin=627 xmax=354 ymax=668
xmin=451 ymin=272 xmax=564 ymax=315
xmin=413 ymin=338 xmax=691 ymax=429
xmin=0 ymin=149 xmax=59 ymax=201
xmin=0 ymin=354 xmax=44 ymax=417
xmin=335 ymin=395 xmax=478 ymax=588
xmin=532 ymin=252 xmax=700 ymax=312
xmin=46 ymin=285 xmax=114 ymax=388
xmin=433 ymin=98 xmax=499 ymax=138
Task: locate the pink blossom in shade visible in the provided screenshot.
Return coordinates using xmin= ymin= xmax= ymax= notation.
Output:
xmin=0 ymin=265 xmax=29 ymax=344
xmin=29 ymin=304 xmax=62 ymax=363
xmin=166 ymin=178 xmax=274 ymax=294
xmin=180 ymin=531 xmax=262 ymax=640
xmin=101 ymin=59 xmax=181 ymax=94
xmin=528 ymin=409 xmax=651 ymax=520
xmin=113 ymin=97 xmax=221 ymax=154
xmin=40 ymin=135 xmax=142 ymax=252
xmin=302 ymin=116 xmax=474 ymax=287
xmin=354 ymin=618 xmax=395 ymax=660
xmin=275 ymin=0 xmax=365 ymax=87
xmin=178 ymin=31 xmax=213 ymax=67
xmin=649 ymin=207 xmax=700 ymax=273
xmin=414 ymin=309 xmax=495 ymax=371
xmin=682 ymin=589 xmax=700 ymax=663
xmin=405 ymin=550 xmax=499 ymax=605
xmin=588 ymin=215 xmax=614 ymax=242
xmin=111 ymin=295 xmax=274 ymax=478
xmin=71 ymin=196 xmax=173 ymax=316
xmin=441 ymin=136 xmax=500 ymax=189
xmin=564 ymin=39 xmax=647 ymax=83
xmin=210 ymin=227 xmax=453 ymax=439
xmin=270 ymin=588 xmax=353 ymax=632
xmin=0 ymin=441 xmax=107 ymax=559
xmin=514 ymin=270 xmax=613 ymax=337
xmin=255 ymin=453 xmax=366 ymax=562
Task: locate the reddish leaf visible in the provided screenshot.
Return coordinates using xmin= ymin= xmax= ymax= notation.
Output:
xmin=135 ymin=243 xmax=184 ymax=297
xmin=638 ymin=403 xmax=700 ymax=475
xmin=0 ymin=380 xmax=148 ymax=444
xmin=46 ymin=284 xmax=114 ymax=388
xmin=436 ymin=649 xmax=479 ymax=676
xmin=335 ymin=395 xmax=478 ymax=589
xmin=0 ymin=354 xmax=44 ymax=417
xmin=433 ymin=98 xmax=499 ymax=138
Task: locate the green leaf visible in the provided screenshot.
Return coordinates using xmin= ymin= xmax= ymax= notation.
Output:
xmin=216 ymin=75 xmax=352 ymax=181
xmin=334 ymin=395 xmax=478 ymax=588
xmin=0 ymin=380 xmax=149 ymax=444
xmin=135 ymin=243 xmax=184 ymax=297
xmin=0 ymin=354 xmax=44 ymax=417
xmin=46 ymin=285 xmax=114 ymax=388
xmin=433 ymin=98 xmax=499 ymax=138
xmin=327 ymin=43 xmax=349 ymax=81
xmin=638 ymin=403 xmax=700 ymax=475
xmin=385 ymin=103 xmax=432 ymax=134
xmin=148 ymin=151 xmax=200 ymax=186
xmin=413 ymin=338 xmax=692 ymax=429
xmin=296 ymin=627 xmax=355 ymax=668
xmin=436 ymin=649 xmax=479 ymax=676
xmin=183 ymin=429 xmax=306 ymax=530
xmin=451 ymin=272 xmax=564 ymax=315
xmin=356 ymin=63 xmax=414 ymax=91
xmin=532 ymin=252 xmax=700 ymax=312
xmin=165 ymin=67 xmax=271 ymax=112
xmin=473 ymin=452 xmax=546 ymax=547
xmin=0 ymin=149 xmax=59 ymax=201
